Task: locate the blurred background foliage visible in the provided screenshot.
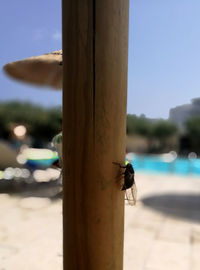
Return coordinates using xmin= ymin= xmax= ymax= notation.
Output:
xmin=0 ymin=102 xmax=200 ymax=154
xmin=127 ymin=114 xmax=178 ymax=138
xmin=184 ymin=117 xmax=200 ymax=153
xmin=127 ymin=114 xmax=200 ymax=154
xmin=0 ymin=101 xmax=62 ymax=143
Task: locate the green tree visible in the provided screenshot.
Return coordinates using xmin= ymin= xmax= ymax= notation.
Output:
xmin=153 ymin=120 xmax=178 ymax=139
xmin=126 ymin=114 xmax=178 ymax=153
xmin=0 ymin=101 xmax=62 ymax=143
xmin=126 ymin=114 xmax=152 ymax=136
xmin=152 ymin=120 xmax=178 ymax=151
xmin=184 ymin=117 xmax=200 ymax=153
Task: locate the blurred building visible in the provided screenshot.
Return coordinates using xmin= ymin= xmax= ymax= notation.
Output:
xmin=169 ymin=97 xmax=200 ymax=129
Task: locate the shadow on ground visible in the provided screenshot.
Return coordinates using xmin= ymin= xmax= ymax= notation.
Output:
xmin=0 ymin=179 xmax=62 ymax=200
xmin=142 ymin=193 xmax=200 ymax=223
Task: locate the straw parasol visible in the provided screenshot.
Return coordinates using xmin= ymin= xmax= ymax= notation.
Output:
xmin=3 ymin=50 xmax=62 ymax=90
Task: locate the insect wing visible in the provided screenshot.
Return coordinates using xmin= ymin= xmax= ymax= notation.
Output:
xmin=125 ymin=183 xmax=137 ymax=206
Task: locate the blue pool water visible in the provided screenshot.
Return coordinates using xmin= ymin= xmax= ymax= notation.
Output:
xmin=128 ymin=155 xmax=200 ymax=176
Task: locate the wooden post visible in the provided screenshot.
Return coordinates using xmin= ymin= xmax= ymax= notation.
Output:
xmin=62 ymin=1 xmax=129 ymax=269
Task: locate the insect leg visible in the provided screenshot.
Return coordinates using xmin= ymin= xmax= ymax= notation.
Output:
xmin=113 ymin=162 xmax=127 ymax=190
xmin=115 ymin=172 xmax=125 ymax=178
xmin=115 ymin=174 xmax=125 ymax=193
xmin=113 ymin=162 xmax=126 ymax=169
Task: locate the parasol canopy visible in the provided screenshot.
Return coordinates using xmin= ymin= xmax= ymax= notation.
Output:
xmin=3 ymin=50 xmax=62 ymax=90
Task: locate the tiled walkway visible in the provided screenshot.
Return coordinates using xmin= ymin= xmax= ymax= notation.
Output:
xmin=1 ymin=173 xmax=200 ymax=269
xmin=124 ymin=173 xmax=200 ymax=270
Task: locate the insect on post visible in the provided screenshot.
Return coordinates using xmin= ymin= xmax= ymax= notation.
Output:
xmin=62 ymin=1 xmax=129 ymax=269
xmin=113 ymin=162 xmax=137 ymax=206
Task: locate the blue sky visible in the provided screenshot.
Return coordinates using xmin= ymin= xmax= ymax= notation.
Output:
xmin=1 ymin=0 xmax=200 ymax=118
xmin=0 ymin=0 xmax=62 ymax=107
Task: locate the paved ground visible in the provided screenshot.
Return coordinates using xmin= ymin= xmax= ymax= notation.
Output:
xmin=1 ymin=173 xmax=200 ymax=270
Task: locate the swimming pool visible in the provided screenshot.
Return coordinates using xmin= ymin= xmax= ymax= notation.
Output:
xmin=127 ymin=154 xmax=200 ymax=176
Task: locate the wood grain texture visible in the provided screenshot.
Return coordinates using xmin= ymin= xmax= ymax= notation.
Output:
xmin=62 ymin=1 xmax=129 ymax=269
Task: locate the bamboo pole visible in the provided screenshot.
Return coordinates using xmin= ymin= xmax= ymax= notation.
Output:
xmin=62 ymin=1 xmax=129 ymax=269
